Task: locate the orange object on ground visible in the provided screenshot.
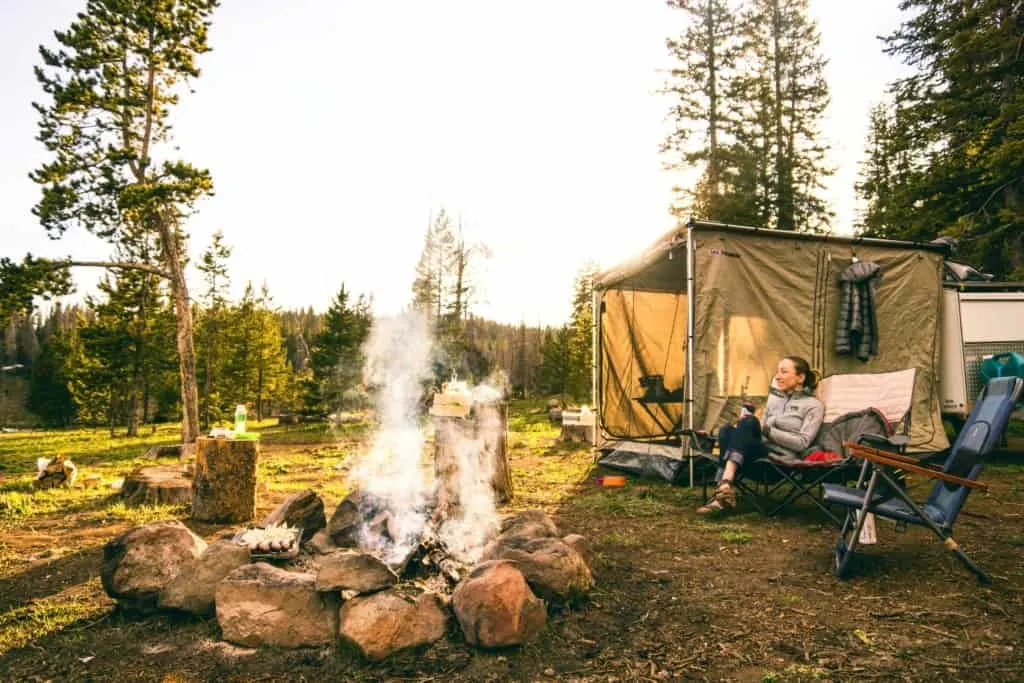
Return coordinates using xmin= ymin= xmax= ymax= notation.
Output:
xmin=602 ymin=475 xmax=627 ymax=488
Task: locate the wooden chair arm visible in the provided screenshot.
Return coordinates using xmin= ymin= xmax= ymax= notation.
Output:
xmin=842 ymin=442 xmax=988 ymax=492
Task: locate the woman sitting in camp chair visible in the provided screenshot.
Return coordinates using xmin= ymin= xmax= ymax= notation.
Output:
xmin=698 ymin=356 xmax=825 ymax=514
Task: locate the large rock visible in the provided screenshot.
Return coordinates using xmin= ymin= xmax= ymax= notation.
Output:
xmin=307 ymin=528 xmax=338 ymax=554
xmin=562 ymin=534 xmax=592 ymax=568
xmin=101 ymin=521 xmax=207 ymax=612
xmin=326 ymin=490 xmax=372 ymax=547
xmin=452 ymin=560 xmax=546 ymax=648
xmin=481 ymin=509 xmax=560 ymax=561
xmin=216 ymin=563 xmax=339 ymax=648
xmin=315 ymin=549 xmax=397 ymax=594
xmin=261 ymin=488 xmax=326 ymax=542
xmin=158 ymin=539 xmax=251 ymax=615
xmin=487 ymin=537 xmax=593 ymax=603
xmin=499 ymin=510 xmax=559 ymax=543
xmin=338 ymin=589 xmax=447 ymax=661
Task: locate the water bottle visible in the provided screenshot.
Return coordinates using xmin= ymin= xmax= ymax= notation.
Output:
xmin=234 ymin=404 xmax=247 ymax=434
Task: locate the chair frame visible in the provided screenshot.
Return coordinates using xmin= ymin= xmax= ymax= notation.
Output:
xmin=695 ymin=370 xmax=916 ymax=524
xmin=828 ymin=376 xmax=1023 ymax=584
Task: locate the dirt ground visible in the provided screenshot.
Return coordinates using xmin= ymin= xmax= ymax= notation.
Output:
xmin=1 ymin=417 xmax=1023 ymax=682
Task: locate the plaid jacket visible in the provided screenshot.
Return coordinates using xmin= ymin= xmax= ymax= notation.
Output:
xmin=835 ymin=261 xmax=882 ymax=360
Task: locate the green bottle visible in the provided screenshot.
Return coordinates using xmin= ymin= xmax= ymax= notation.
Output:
xmin=234 ymin=404 xmax=247 ymax=434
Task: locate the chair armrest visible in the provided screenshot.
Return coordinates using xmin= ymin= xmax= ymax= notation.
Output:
xmin=842 ymin=442 xmax=989 ymax=492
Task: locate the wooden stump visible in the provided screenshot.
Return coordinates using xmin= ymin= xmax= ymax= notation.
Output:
xmin=191 ymin=437 xmax=259 ymax=523
xmin=121 ymin=466 xmax=193 ymax=506
xmin=433 ymin=401 xmax=513 ymax=514
xmin=480 ymin=401 xmax=513 ymax=504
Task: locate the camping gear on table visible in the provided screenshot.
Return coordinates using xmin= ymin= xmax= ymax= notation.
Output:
xmin=593 ymin=219 xmax=952 ymax=486
xmin=824 ymin=376 xmax=1022 ymax=584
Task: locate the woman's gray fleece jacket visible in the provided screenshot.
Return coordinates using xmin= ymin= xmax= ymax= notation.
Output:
xmin=763 ymin=385 xmax=825 ymax=457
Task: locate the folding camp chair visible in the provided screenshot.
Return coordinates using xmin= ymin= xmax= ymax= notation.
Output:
xmin=756 ymin=369 xmax=918 ymax=525
xmin=824 ymin=376 xmax=1023 ymax=584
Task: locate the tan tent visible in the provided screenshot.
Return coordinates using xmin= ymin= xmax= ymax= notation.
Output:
xmin=594 ymin=219 xmax=951 ymax=484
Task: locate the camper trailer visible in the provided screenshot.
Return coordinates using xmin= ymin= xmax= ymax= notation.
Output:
xmin=940 ymin=266 xmax=1024 ymax=427
xmin=592 ymin=219 xmax=1024 ymax=485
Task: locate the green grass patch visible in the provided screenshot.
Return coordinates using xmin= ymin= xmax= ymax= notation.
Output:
xmin=599 ymin=531 xmax=642 ymax=548
xmin=720 ymin=529 xmax=753 ymax=544
xmin=87 ymin=501 xmax=189 ymax=525
xmin=572 ymin=491 xmax=674 ymax=517
xmin=0 ymin=580 xmax=109 ymax=657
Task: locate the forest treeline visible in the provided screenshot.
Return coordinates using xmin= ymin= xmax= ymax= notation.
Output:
xmin=1 ymin=220 xmax=597 ymax=431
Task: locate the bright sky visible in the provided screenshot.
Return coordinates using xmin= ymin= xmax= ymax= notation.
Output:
xmin=1 ymin=1 xmax=912 ymax=326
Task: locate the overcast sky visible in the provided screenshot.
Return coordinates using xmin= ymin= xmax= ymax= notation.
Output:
xmin=0 ymin=0 xmax=912 ymax=326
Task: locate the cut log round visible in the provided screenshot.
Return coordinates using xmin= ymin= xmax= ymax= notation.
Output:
xmin=191 ymin=437 xmax=258 ymax=523
xmin=121 ymin=466 xmax=193 ymax=507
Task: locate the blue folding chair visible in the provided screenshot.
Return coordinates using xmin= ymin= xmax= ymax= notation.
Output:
xmin=823 ymin=376 xmax=1023 ymax=584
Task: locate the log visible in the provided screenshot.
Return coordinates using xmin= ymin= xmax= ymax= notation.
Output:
xmin=433 ymin=401 xmax=513 ymax=514
xmin=191 ymin=437 xmax=259 ymax=523
xmin=121 ymin=465 xmax=193 ymax=506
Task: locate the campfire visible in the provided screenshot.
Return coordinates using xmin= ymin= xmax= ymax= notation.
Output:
xmin=100 ymin=314 xmax=594 ymax=658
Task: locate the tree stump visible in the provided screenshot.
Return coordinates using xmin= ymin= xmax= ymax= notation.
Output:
xmin=191 ymin=438 xmax=259 ymax=523
xmin=121 ymin=466 xmax=193 ymax=506
xmin=433 ymin=401 xmax=513 ymax=516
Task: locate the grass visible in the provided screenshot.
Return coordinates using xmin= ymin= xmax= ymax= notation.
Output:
xmin=720 ymin=529 xmax=753 ymax=544
xmin=0 ymin=580 xmax=109 ymax=657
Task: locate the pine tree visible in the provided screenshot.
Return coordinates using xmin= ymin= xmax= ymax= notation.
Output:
xmin=411 ymin=209 xmax=455 ymax=322
xmin=663 ymin=0 xmax=741 ymax=219
xmin=863 ymin=1 xmax=1023 ymax=276
xmin=735 ymin=0 xmax=833 ymax=231
xmin=568 ymin=262 xmax=597 ymax=401
xmin=27 ymin=325 xmax=80 ymax=427
xmin=195 ymin=231 xmax=233 ymax=428
xmin=28 ymin=0 xmax=220 ymax=445
xmin=537 ymin=326 xmax=573 ymax=397
xmin=305 ymin=285 xmax=372 ymax=416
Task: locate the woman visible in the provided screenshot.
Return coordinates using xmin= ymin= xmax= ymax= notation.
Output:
xmin=697 ymin=356 xmax=824 ymax=514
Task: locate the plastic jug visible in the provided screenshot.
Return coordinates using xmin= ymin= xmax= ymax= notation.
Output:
xmin=980 ymin=352 xmax=1024 ymax=383
xmin=234 ymin=404 xmax=247 ymax=434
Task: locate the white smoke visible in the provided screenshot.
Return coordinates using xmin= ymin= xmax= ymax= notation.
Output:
xmin=435 ymin=394 xmax=504 ymax=563
xmin=348 ymin=310 xmax=506 ymax=566
xmin=352 ymin=311 xmax=434 ymax=565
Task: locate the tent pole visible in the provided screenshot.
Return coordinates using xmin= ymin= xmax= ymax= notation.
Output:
xmin=685 ymin=225 xmax=696 ymax=487
xmin=592 ymin=287 xmax=600 ymax=448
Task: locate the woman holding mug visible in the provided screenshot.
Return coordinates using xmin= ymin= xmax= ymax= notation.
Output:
xmin=697 ymin=356 xmax=824 ymax=514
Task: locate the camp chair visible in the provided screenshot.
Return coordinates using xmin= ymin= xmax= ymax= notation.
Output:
xmin=757 ymin=369 xmax=917 ymax=525
xmin=824 ymin=376 xmax=1023 ymax=584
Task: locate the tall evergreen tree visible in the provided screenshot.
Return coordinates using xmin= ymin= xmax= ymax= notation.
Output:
xmin=859 ymin=1 xmax=1023 ymax=277
xmin=568 ymin=262 xmax=597 ymax=401
xmin=411 ymin=209 xmax=455 ymax=322
xmin=195 ymin=230 xmax=233 ymax=428
xmin=736 ymin=0 xmax=832 ymax=231
xmin=663 ymin=0 xmax=741 ymax=219
xmin=305 ymin=285 xmax=372 ymax=416
xmin=28 ymin=0 xmax=219 ymax=445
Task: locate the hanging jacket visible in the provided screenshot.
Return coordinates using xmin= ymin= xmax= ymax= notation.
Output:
xmin=835 ymin=260 xmax=882 ymax=361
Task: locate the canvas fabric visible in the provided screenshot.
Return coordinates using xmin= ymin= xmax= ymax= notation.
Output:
xmin=596 ymin=226 xmax=950 ymax=453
